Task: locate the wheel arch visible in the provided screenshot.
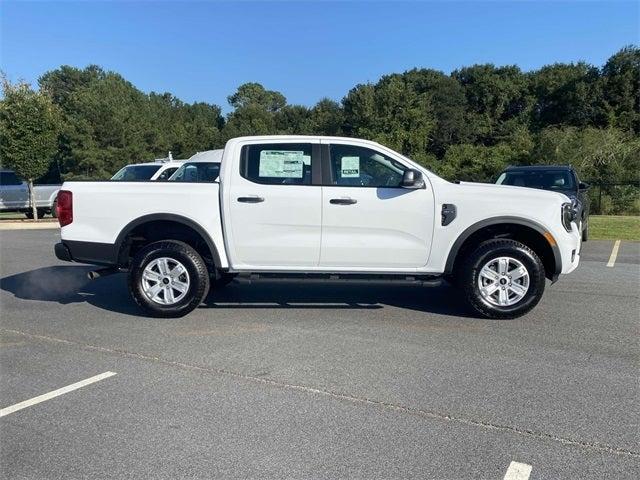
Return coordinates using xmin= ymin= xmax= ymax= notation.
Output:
xmin=445 ymin=217 xmax=562 ymax=281
xmin=115 ymin=214 xmax=222 ymax=270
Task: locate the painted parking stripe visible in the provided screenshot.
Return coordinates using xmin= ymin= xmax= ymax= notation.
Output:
xmin=0 ymin=371 xmax=117 ymax=418
xmin=606 ymin=240 xmax=621 ymax=267
xmin=503 ymin=461 xmax=532 ymax=480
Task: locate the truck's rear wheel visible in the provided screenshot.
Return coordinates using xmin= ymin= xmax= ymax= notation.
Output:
xmin=128 ymin=240 xmax=210 ymax=318
xmin=461 ymin=239 xmax=545 ymax=319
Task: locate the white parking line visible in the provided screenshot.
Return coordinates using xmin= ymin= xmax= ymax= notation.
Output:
xmin=607 ymin=240 xmax=621 ymax=267
xmin=0 ymin=371 xmax=117 ymax=418
xmin=503 ymin=461 xmax=532 ymax=480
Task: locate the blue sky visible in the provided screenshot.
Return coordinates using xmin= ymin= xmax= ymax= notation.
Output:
xmin=1 ymin=1 xmax=638 ymax=112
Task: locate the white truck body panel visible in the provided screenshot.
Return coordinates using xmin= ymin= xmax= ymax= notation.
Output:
xmin=61 ymin=181 xmax=229 ymax=268
xmin=59 ymin=135 xmax=580 ymax=278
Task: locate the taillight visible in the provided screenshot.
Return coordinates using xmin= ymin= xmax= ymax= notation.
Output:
xmin=57 ymin=190 xmax=73 ymax=227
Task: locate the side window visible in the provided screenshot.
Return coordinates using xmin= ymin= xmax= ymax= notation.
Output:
xmin=329 ymin=144 xmax=406 ymax=188
xmin=240 ymin=143 xmax=312 ymax=185
xmin=0 ymin=172 xmax=23 ymax=186
xmin=157 ymin=167 xmax=178 ymax=181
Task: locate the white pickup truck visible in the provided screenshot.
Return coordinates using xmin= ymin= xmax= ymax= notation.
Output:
xmin=54 ymin=136 xmax=581 ymax=319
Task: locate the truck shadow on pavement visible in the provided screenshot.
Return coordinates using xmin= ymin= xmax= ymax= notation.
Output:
xmin=1 ymin=265 xmax=474 ymax=318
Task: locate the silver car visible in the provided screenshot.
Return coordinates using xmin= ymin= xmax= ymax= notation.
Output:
xmin=0 ymin=169 xmax=60 ymax=218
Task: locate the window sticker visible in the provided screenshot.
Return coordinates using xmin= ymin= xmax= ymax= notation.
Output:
xmin=340 ymin=156 xmax=360 ymax=178
xmin=259 ymin=150 xmax=304 ymax=178
xmin=302 ymin=154 xmax=311 ymax=166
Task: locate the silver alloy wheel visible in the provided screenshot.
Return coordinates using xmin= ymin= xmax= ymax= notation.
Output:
xmin=477 ymin=256 xmax=530 ymax=307
xmin=141 ymin=257 xmax=190 ymax=305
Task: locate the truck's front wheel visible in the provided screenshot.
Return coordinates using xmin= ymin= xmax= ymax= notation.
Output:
xmin=128 ymin=240 xmax=210 ymax=318
xmin=461 ymin=239 xmax=545 ymax=319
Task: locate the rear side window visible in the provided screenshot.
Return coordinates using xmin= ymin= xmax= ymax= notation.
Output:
xmin=240 ymin=143 xmax=313 ymax=185
xmin=0 ymin=172 xmax=22 ymax=186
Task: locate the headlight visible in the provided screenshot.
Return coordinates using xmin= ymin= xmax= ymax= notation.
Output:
xmin=561 ymin=202 xmax=577 ymax=232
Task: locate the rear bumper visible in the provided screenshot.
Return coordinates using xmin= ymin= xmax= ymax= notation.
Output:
xmin=54 ymin=240 xmax=118 ymax=266
xmin=54 ymin=242 xmax=72 ymax=262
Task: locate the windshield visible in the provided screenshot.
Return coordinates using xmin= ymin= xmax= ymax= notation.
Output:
xmin=496 ymin=170 xmax=576 ymax=191
xmin=169 ymin=162 xmax=220 ymax=182
xmin=111 ymin=165 xmax=162 ymax=181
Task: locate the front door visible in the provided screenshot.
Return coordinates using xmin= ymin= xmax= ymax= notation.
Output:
xmin=319 ymin=142 xmax=434 ymax=270
xmin=226 ymin=141 xmax=322 ymax=269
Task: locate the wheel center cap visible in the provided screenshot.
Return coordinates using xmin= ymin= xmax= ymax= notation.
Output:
xmin=499 ymin=277 xmax=508 ymax=285
xmin=162 ymin=277 xmax=170 ymax=285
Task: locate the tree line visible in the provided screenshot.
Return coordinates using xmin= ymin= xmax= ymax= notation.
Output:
xmin=1 ymin=45 xmax=639 ymax=214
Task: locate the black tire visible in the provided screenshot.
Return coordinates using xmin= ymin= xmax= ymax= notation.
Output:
xmin=51 ymin=199 xmax=58 ymax=218
xmin=24 ymin=211 xmax=34 ymax=219
xmin=582 ymin=219 xmax=589 ymax=242
xmin=128 ymin=240 xmax=210 ymax=318
xmin=460 ymin=239 xmax=546 ymax=319
xmin=212 ymin=272 xmax=237 ymax=288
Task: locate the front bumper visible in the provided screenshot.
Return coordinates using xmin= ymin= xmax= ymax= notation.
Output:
xmin=558 ymin=222 xmax=581 ymax=275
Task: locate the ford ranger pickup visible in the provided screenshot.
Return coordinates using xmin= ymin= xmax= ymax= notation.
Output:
xmin=54 ymin=136 xmax=582 ymax=319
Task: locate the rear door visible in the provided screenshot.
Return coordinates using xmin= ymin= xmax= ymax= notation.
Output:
xmin=319 ymin=141 xmax=434 ymax=270
xmin=226 ymin=141 xmax=322 ymax=269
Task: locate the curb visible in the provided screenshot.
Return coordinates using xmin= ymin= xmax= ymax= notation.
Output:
xmin=0 ymin=222 xmax=60 ymax=231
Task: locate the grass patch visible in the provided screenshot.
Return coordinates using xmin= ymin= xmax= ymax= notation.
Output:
xmin=590 ymin=215 xmax=640 ymax=241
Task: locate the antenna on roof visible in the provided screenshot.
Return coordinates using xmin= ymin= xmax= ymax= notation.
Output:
xmin=168 ymin=151 xmax=173 ymax=161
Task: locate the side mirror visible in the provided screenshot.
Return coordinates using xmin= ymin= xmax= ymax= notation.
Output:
xmin=401 ymin=169 xmax=425 ymax=189
xmin=579 ymin=181 xmax=590 ymax=191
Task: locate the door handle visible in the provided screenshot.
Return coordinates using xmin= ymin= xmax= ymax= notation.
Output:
xmin=237 ymin=196 xmax=264 ymax=203
xmin=330 ymin=198 xmax=357 ymax=205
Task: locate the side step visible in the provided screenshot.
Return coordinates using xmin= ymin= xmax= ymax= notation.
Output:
xmin=233 ymin=272 xmax=444 ymax=287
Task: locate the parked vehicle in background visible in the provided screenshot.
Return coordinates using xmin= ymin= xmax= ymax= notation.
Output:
xmin=496 ymin=165 xmax=590 ymax=241
xmin=0 ymin=169 xmax=60 ymax=218
xmin=111 ymin=153 xmax=185 ymax=182
xmin=54 ymin=136 xmax=582 ymax=320
xmin=168 ymin=150 xmax=223 ymax=183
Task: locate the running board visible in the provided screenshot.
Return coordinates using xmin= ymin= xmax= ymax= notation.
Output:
xmin=233 ymin=272 xmax=444 ymax=286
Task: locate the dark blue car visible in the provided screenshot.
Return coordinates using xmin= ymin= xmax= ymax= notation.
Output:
xmin=496 ymin=165 xmax=590 ymax=241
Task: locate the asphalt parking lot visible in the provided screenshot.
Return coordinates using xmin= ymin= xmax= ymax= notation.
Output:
xmin=1 ymin=229 xmax=638 ymax=479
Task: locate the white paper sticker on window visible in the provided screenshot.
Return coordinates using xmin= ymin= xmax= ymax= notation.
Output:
xmin=341 ymin=156 xmax=360 ymax=178
xmin=302 ymin=155 xmax=311 ymax=166
xmin=259 ymin=150 xmax=304 ymax=178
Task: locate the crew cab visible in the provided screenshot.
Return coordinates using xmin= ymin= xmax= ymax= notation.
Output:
xmin=54 ymin=136 xmax=582 ymax=319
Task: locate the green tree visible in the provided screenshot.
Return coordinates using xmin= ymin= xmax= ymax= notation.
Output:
xmin=307 ymin=98 xmax=344 ymax=136
xmin=529 ymin=62 xmax=605 ymax=128
xmin=222 ymin=83 xmax=288 ymax=140
xmin=453 ymin=64 xmax=531 ymax=144
xmin=0 ymin=78 xmax=61 ymax=219
xmin=601 ymin=46 xmax=640 ymax=133
xmin=227 ymin=82 xmax=286 ymax=112
xmin=343 ymin=74 xmax=435 ymax=158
